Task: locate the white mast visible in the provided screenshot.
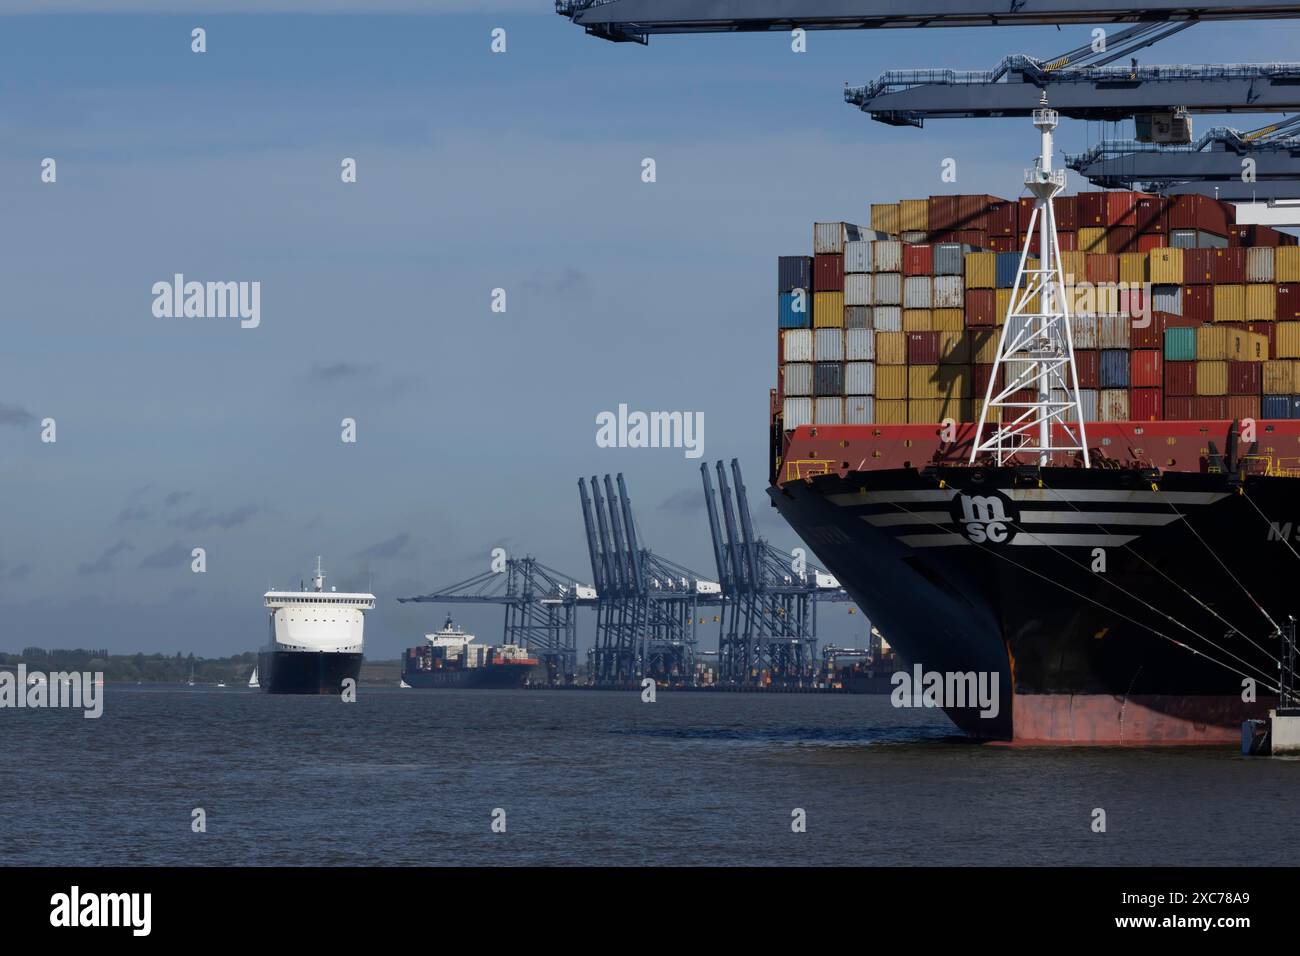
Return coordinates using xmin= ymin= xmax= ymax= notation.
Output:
xmin=971 ymin=94 xmax=1090 ymax=468
xmin=313 ymin=556 xmax=325 ymax=592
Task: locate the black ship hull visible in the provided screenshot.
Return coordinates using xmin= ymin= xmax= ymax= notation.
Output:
xmin=401 ymin=664 xmax=532 ymax=689
xmin=772 ymin=466 xmax=1286 ymax=744
xmin=258 ymin=650 xmax=362 ymax=695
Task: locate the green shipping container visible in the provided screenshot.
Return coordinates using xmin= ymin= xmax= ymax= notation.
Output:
xmin=1164 ymin=326 xmax=1197 ymax=361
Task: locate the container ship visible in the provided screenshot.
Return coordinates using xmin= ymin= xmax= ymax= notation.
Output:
xmin=259 ymin=557 xmax=375 ymax=694
xmin=768 ymin=162 xmax=1300 ymax=744
xmin=401 ymin=615 xmax=538 ymax=689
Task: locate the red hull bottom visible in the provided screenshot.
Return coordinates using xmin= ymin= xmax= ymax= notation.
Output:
xmin=1004 ymin=694 xmax=1274 ymax=746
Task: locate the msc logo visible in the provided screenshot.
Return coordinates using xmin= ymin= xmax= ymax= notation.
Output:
xmin=950 ymin=490 xmax=1019 ymax=544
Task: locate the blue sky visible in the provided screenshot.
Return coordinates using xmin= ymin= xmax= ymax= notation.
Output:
xmin=2 ymin=5 xmax=1297 ymax=658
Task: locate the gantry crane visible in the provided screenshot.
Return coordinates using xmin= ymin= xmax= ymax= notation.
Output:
xmin=398 ymin=556 xmax=595 ymax=683
xmin=701 ymin=459 xmax=855 ymax=686
xmin=578 ymin=473 xmax=723 ymax=686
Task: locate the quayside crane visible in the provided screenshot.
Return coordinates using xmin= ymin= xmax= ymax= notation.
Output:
xmin=398 ymin=556 xmax=594 ymax=684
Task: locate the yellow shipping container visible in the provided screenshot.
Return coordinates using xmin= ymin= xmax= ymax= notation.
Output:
xmin=908 ymin=365 xmax=942 ymax=399
xmin=937 ymin=332 xmax=970 ymax=365
xmin=1196 ymin=360 xmax=1228 ymax=396
xmin=1212 ymin=284 xmax=1246 ymax=324
xmin=995 ymin=288 xmax=1012 ymax=324
xmin=908 ymin=397 xmax=970 ymax=424
xmin=899 ymin=199 xmax=929 ymax=234
xmin=875 ymin=364 xmax=908 ymax=399
xmin=870 ymin=203 xmax=900 ymax=236
xmin=1263 ymin=360 xmax=1297 ymax=394
xmin=813 ymin=291 xmax=845 ymax=328
xmin=1060 ymin=250 xmax=1088 ymax=286
xmin=1277 ymin=322 xmax=1300 ymax=359
xmin=965 ymin=251 xmax=997 ymax=289
xmin=1079 ymin=227 xmax=1107 ymax=253
xmin=1278 ymin=247 xmax=1300 ymax=283
xmin=1119 ymin=252 xmax=1148 ymax=285
xmin=1148 ymin=247 xmax=1183 ymax=285
xmin=1196 ymin=325 xmax=1230 ymax=360
xmin=1239 ymin=330 xmax=1269 ymax=361
xmin=876 ymin=331 xmax=908 ymax=364
xmin=934 ymin=363 xmax=973 ymax=396
xmin=902 ymin=308 xmax=933 ymax=332
xmin=932 ymin=308 xmax=964 ymax=331
xmin=875 ymin=399 xmax=908 ymax=424
xmin=969 ymin=329 xmax=1000 ymax=364
xmin=1246 ymin=284 xmax=1277 ymax=323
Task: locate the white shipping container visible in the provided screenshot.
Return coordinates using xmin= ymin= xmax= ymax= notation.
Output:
xmin=814 ymin=329 xmax=845 ymax=361
xmin=781 ymin=328 xmax=813 ymax=362
xmin=782 ymin=362 xmax=813 ymax=396
xmin=845 ymin=306 xmax=873 ymax=329
xmin=1053 ymin=388 xmax=1098 ymax=422
xmin=932 ymin=275 xmax=964 ymax=309
xmin=844 ymin=396 xmax=874 ymax=424
xmin=873 ymin=239 xmax=902 ymax=273
xmin=844 ymin=361 xmax=875 ymax=395
xmin=1098 ymin=313 xmax=1130 ymax=349
xmin=874 ymin=272 xmax=902 ymax=306
xmin=844 ymin=273 xmax=874 ymax=306
xmin=901 ymin=231 xmax=928 ymax=245
xmin=1247 ymin=246 xmax=1276 ymax=284
xmin=1098 ymin=388 xmax=1129 ymax=422
xmin=814 ymin=397 xmax=844 ymax=424
xmin=814 ymin=222 xmax=845 ymax=255
xmin=1070 ymin=314 xmax=1099 ymax=350
xmin=843 ymin=240 xmax=873 ymax=274
xmin=783 ymin=396 xmax=813 ymax=428
xmin=903 ymin=276 xmax=932 ymax=309
xmin=845 ymin=328 xmax=875 ymax=361
xmin=1005 ymin=314 xmax=1034 ymax=350
xmin=873 ymin=306 xmax=902 ymax=332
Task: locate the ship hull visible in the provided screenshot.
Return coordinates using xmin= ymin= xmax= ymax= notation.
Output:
xmin=771 ymin=464 xmax=1286 ymax=744
xmin=258 ymin=650 xmax=362 ymax=695
xmin=400 ymin=664 xmax=533 ymax=689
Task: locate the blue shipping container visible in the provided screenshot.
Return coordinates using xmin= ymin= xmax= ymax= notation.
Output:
xmin=778 ymin=291 xmax=811 ymax=329
xmin=778 ymin=256 xmax=812 ymax=293
xmin=1100 ymin=349 xmax=1130 ymax=388
xmin=995 ymin=252 xmax=1021 ymax=289
xmin=1164 ymin=327 xmax=1197 ymax=361
xmin=814 ymin=362 xmax=843 ymax=397
xmin=1263 ymin=395 xmax=1292 ymax=419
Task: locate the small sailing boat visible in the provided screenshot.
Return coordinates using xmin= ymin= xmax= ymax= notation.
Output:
xmin=399 ymin=678 xmax=411 ymax=689
xmin=248 ymin=666 xmax=260 ymax=689
xmin=187 ymin=663 xmax=195 ymax=687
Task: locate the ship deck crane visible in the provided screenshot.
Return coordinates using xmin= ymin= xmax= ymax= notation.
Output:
xmin=701 ymin=459 xmax=854 ymax=686
xmin=398 ymin=556 xmax=594 ymax=683
xmin=578 ymin=473 xmax=723 ymax=686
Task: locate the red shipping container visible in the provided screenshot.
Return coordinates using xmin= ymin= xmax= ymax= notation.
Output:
xmin=1183 ymin=249 xmax=1215 ymax=284
xmin=1131 ymin=311 xmax=1166 ymax=349
xmin=1133 ymin=196 xmax=1167 ymax=234
xmin=1137 ymin=233 xmax=1168 ymax=252
xmin=1228 ymin=395 xmax=1262 ymax=420
xmin=965 ymin=289 xmax=997 ymax=326
xmin=1227 ymin=225 xmax=1250 ymax=247
xmin=986 ymin=236 xmax=1015 ymax=252
xmin=1248 ymin=322 xmax=1277 ymax=357
xmin=1211 ymin=247 xmax=1246 ymax=283
xmin=1182 ymin=285 xmax=1214 ymax=323
xmin=1168 ymin=194 xmax=1230 ymax=235
xmin=1106 ymin=226 xmax=1137 ymax=253
xmin=1130 ymin=349 xmax=1163 ymax=387
xmin=906 ymin=331 xmax=941 ymax=364
xmin=1165 ymin=396 xmax=1194 ymax=420
xmin=1191 ymin=396 xmax=1229 ymax=419
xmin=1028 ymin=231 xmax=1077 ymax=255
xmin=1120 ymin=286 xmax=1149 ymax=318
xmin=1018 ymin=197 xmax=1035 ymax=234
xmin=953 ymin=229 xmax=987 ymax=248
xmin=1106 ymin=191 xmax=1140 ymax=226
xmin=1162 ymin=312 xmax=1204 ymax=329
xmin=1086 ymin=253 xmax=1119 ymax=285
xmin=814 ymin=253 xmax=844 ymax=291
xmin=928 ymin=196 xmax=961 ymax=234
xmin=973 ymin=363 xmax=1003 ymax=396
xmin=1165 ymin=361 xmax=1197 ymax=396
xmin=1130 ymin=387 xmax=1164 ymax=421
xmin=1250 ymin=225 xmax=1283 ymax=247
xmin=1055 ymin=196 xmax=1078 ymax=232
xmin=1078 ymin=192 xmax=1108 ymax=227
xmin=986 ymin=200 xmax=1017 ymax=238
xmin=957 ymin=194 xmax=1000 ymax=232
xmin=1009 ymin=388 xmax=1037 ymax=405
xmin=1277 ymin=283 xmax=1300 ymax=320
xmin=1228 ymin=360 xmax=1262 ymax=395
xmin=1075 ymin=350 xmax=1100 ymax=389
xmin=903 ymin=244 xmax=933 ymax=276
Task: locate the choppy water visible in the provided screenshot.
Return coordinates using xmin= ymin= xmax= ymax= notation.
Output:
xmin=5 ymin=685 xmax=1297 ymax=866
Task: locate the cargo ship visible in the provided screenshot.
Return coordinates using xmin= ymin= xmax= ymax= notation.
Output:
xmin=401 ymin=615 xmax=538 ymax=689
xmin=769 ymin=132 xmax=1300 ymax=744
xmin=259 ymin=557 xmax=374 ymax=694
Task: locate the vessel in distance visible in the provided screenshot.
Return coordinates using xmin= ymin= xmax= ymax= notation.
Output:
xmin=401 ymin=615 xmax=538 ymax=689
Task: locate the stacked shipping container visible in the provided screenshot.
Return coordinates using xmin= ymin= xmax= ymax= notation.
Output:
xmin=778 ymin=191 xmax=1297 ymax=426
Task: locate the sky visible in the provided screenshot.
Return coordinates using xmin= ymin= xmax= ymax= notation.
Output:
xmin=2 ymin=4 xmax=1298 ymax=660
